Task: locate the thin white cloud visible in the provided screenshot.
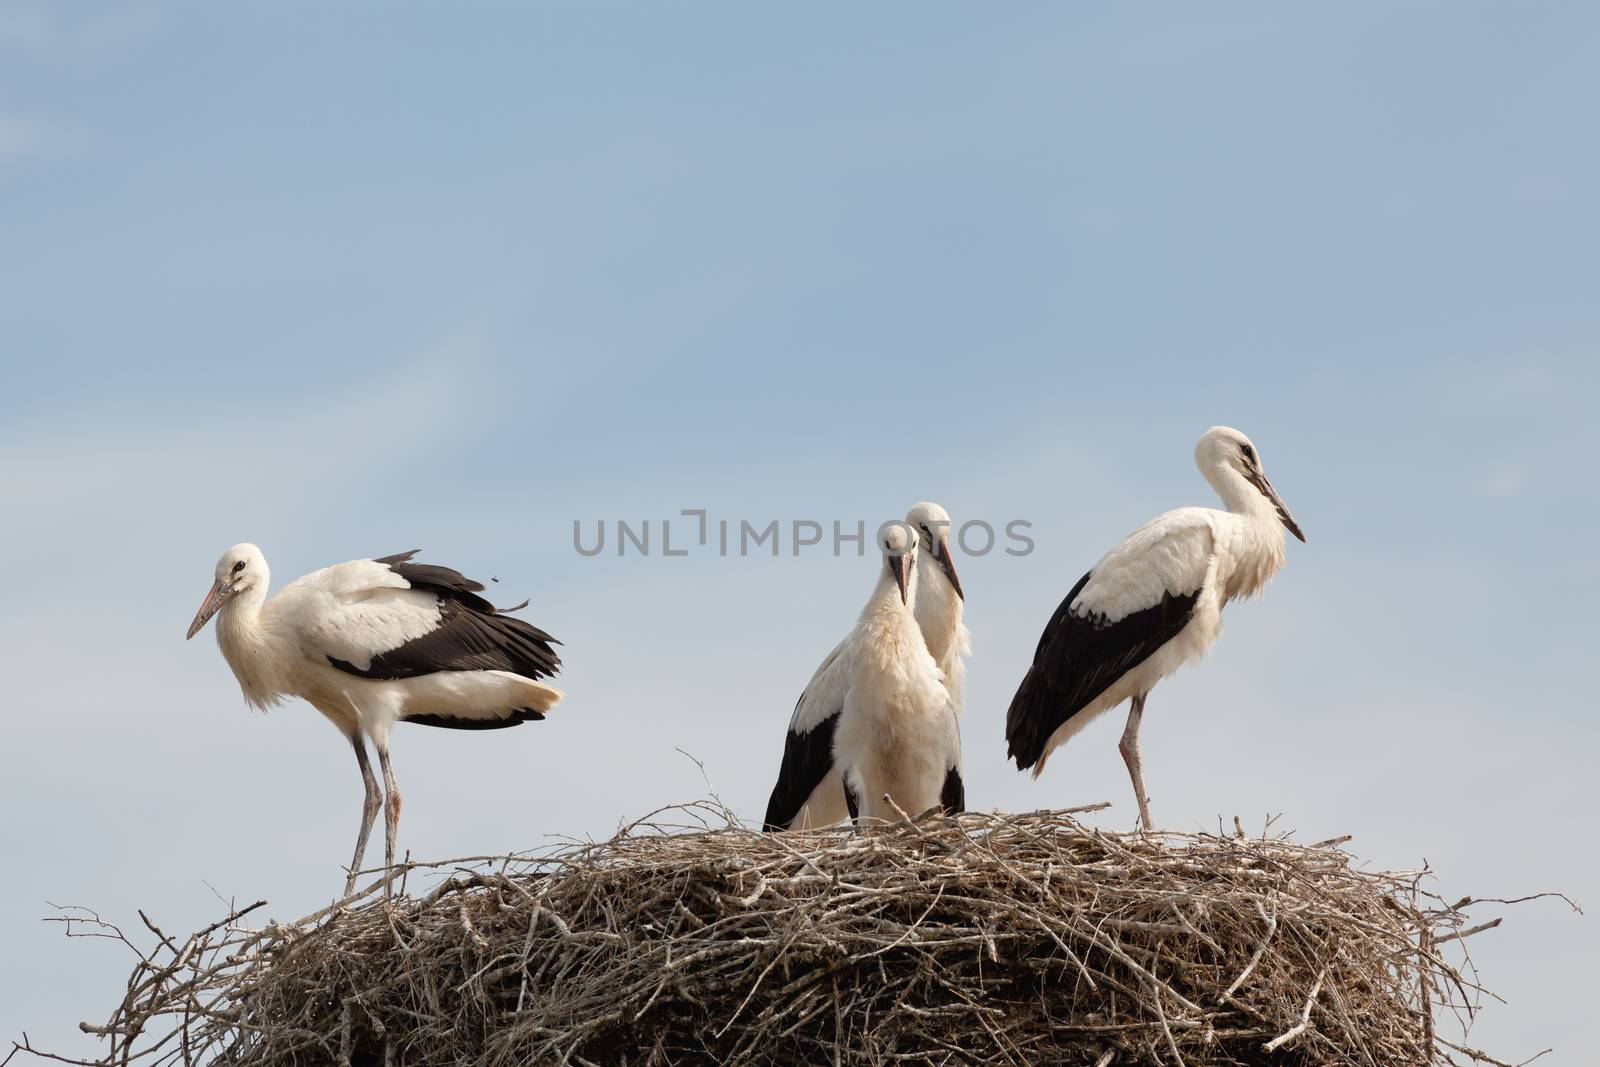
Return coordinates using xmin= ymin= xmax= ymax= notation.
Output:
xmin=0 ymin=341 xmax=481 ymax=549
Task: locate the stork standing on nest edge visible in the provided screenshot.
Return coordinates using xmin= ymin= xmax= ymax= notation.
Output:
xmin=1004 ymin=426 xmax=1305 ymax=831
xmin=764 ymin=523 xmax=963 ymax=831
xmin=763 ymin=504 xmax=970 ymax=830
xmin=186 ymin=546 xmax=564 ymax=893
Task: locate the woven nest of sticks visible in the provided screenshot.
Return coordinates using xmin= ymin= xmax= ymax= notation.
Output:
xmin=61 ymin=804 xmax=1520 ymax=1067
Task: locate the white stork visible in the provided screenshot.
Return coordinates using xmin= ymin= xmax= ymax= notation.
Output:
xmin=906 ymin=501 xmax=971 ymax=713
xmin=763 ymin=523 xmax=962 ymax=830
xmin=763 ymin=504 xmax=970 ymax=829
xmin=185 ymin=545 xmax=564 ymax=892
xmin=1004 ymin=426 xmax=1304 ymax=830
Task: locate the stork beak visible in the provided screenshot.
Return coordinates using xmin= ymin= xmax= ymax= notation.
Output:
xmin=890 ymin=553 xmax=910 ymax=605
xmin=1249 ymin=468 xmax=1306 ymax=543
xmin=936 ymin=537 xmax=964 ymax=601
xmin=186 ymin=578 xmax=232 ymax=639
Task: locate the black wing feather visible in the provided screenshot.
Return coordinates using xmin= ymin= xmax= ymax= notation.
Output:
xmin=762 ymin=709 xmax=842 ymax=832
xmin=374 ymin=550 xmax=498 ymax=612
xmin=940 ymin=767 xmax=965 ymax=815
xmin=328 ymin=552 xmax=562 ymax=683
xmin=404 ymin=707 xmax=546 ymax=731
xmin=1004 ymin=570 xmax=1198 ymax=770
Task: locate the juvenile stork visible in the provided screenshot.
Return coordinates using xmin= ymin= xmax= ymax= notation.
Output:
xmin=1004 ymin=427 xmax=1304 ymax=830
xmin=763 ymin=524 xmax=962 ymax=831
xmin=186 ymin=545 xmax=564 ymax=892
xmin=906 ymin=501 xmax=971 ymax=713
xmin=762 ymin=504 xmax=970 ymax=829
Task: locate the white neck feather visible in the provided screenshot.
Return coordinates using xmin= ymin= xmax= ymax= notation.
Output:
xmin=1200 ymin=459 xmax=1258 ymax=516
xmin=912 ymin=572 xmax=961 ymax=663
xmin=216 ymin=581 xmax=285 ymax=710
xmin=852 ymin=563 xmax=921 ymax=655
xmin=863 ymin=557 xmax=917 ymax=616
xmin=1200 ymin=464 xmax=1289 ymax=601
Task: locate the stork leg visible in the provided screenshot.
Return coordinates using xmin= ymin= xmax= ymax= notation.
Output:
xmin=1119 ymin=694 xmax=1154 ymax=832
xmin=345 ymin=735 xmax=381 ymax=896
xmin=376 ymin=741 xmax=404 ymax=889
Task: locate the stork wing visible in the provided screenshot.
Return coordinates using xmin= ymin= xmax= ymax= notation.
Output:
xmin=1005 ymin=511 xmax=1214 ymax=771
xmin=762 ymin=642 xmax=850 ymax=831
xmin=285 ymin=554 xmax=561 ymax=683
xmin=938 ymin=700 xmax=966 ymax=815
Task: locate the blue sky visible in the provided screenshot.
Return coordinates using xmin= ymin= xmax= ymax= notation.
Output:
xmin=2 ymin=3 xmax=1596 ymax=1060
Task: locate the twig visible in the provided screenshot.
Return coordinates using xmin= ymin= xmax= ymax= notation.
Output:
xmin=1263 ymin=967 xmax=1324 ymax=1052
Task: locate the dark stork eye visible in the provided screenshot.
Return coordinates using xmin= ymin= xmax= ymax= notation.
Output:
xmin=1240 ymin=444 xmax=1255 ymax=463
xmin=232 ymin=560 xmax=247 ymax=574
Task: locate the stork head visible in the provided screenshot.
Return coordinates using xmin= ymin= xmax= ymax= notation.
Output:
xmin=905 ymin=501 xmax=963 ymax=601
xmin=879 ymin=522 xmax=919 ymax=606
xmin=186 ymin=543 xmax=268 ymax=639
xmin=1196 ymin=427 xmax=1306 ymax=543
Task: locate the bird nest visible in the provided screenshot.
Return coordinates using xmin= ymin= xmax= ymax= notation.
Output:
xmin=48 ymin=804 xmax=1530 ymax=1067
